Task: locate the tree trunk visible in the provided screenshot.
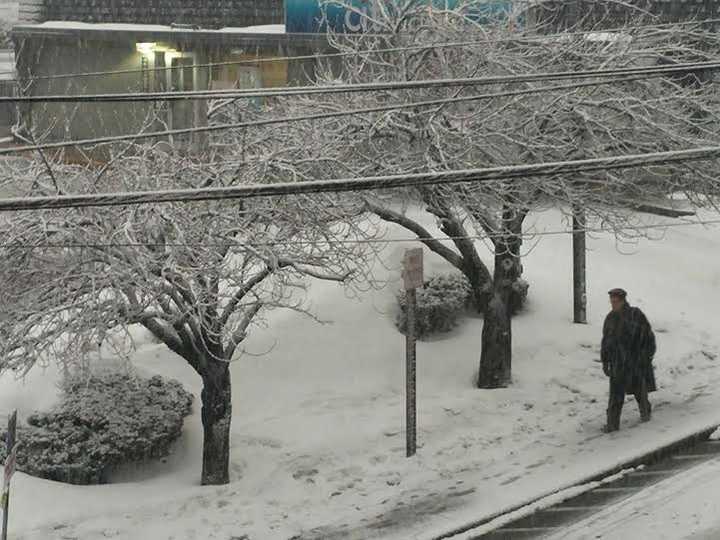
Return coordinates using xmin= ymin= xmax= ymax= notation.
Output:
xmin=462 ymin=260 xmax=492 ymax=313
xmin=478 ymin=288 xmax=512 ymax=388
xmin=200 ymin=361 xmax=232 ymax=485
xmin=477 ymin=210 xmax=523 ymax=389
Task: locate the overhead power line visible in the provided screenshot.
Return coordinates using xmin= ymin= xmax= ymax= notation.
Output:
xmin=0 ymin=75 xmax=654 ymax=156
xmin=4 ymin=16 xmax=719 ymax=81
xmin=2 ymin=218 xmax=719 ymax=250
xmin=3 ymin=59 xmax=719 ymax=104
xmin=0 ymin=145 xmax=719 ymax=212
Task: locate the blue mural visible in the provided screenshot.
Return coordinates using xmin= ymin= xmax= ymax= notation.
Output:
xmin=285 ymin=0 xmax=518 ymax=34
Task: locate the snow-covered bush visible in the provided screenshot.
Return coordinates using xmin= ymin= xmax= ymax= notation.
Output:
xmin=396 ymin=274 xmax=473 ymax=338
xmin=396 ymin=273 xmax=529 ymax=338
xmin=0 ymin=373 xmax=193 ymax=485
xmin=0 ymin=20 xmax=13 ymax=48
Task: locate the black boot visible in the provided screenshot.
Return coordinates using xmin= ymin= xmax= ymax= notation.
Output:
xmin=640 ymin=402 xmax=652 ymax=423
xmin=603 ymin=407 xmax=621 ymax=433
xmin=605 ymin=397 xmax=623 ymax=432
xmin=636 ymin=386 xmax=651 ymax=422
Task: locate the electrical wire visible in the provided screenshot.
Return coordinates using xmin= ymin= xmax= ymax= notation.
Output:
xmin=0 ymin=145 xmax=719 ymax=211
xmin=3 ymin=59 xmax=719 ymax=103
xmin=0 ymin=74 xmax=655 ymax=156
xmin=2 ymin=218 xmax=718 ymax=250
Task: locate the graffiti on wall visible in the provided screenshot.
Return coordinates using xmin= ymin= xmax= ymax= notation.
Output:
xmin=285 ymin=0 xmax=519 ymax=34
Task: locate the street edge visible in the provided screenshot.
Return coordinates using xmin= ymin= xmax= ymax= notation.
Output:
xmin=428 ymin=422 xmax=719 ymax=540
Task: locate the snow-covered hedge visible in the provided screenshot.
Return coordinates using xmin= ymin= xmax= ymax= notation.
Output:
xmin=396 ymin=274 xmax=473 ymax=338
xmin=0 ymin=373 xmax=193 ymax=485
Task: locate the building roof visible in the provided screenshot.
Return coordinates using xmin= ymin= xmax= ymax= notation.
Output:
xmin=11 ymin=20 xmax=329 ymax=48
xmin=19 ymin=0 xmax=284 ymax=28
xmin=25 ymin=21 xmax=287 ymax=34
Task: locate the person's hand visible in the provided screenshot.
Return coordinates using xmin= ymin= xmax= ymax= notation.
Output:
xmin=603 ymin=363 xmax=610 ymax=377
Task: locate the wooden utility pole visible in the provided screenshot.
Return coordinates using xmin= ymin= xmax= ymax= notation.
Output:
xmin=572 ymin=205 xmax=587 ymax=324
xmin=402 ymin=248 xmax=423 ymax=458
xmin=1 ymin=410 xmax=18 ymax=540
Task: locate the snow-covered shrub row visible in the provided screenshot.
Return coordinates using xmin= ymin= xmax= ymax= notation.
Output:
xmin=396 ymin=274 xmax=473 ymax=338
xmin=0 ymin=373 xmax=193 ymax=485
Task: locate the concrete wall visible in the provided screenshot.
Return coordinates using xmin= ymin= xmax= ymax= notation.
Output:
xmin=16 ymin=36 xmax=155 ymax=145
xmin=19 ymin=0 xmax=283 ymax=27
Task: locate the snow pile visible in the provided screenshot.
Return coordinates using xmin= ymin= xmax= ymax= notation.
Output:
xmin=31 ymin=21 xmax=287 ymax=35
xmin=1 ymin=208 xmax=719 ymax=539
xmin=221 ymin=24 xmax=286 ymax=34
xmin=34 ymin=21 xmax=177 ymax=32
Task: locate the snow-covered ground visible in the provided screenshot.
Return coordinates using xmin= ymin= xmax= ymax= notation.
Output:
xmin=1 ymin=208 xmax=719 ymax=540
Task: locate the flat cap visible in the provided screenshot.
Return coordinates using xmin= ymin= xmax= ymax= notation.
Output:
xmin=608 ymin=288 xmax=627 ymax=298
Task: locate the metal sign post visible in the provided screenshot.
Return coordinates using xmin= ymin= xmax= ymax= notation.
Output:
xmin=402 ymin=248 xmax=423 ymax=458
xmin=1 ymin=410 xmax=17 ymax=540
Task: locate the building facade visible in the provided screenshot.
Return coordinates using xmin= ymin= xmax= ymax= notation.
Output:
xmin=12 ymin=0 xmax=331 ymax=154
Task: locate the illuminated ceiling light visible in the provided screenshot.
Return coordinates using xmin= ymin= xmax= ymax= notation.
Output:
xmin=136 ymin=42 xmax=157 ymax=55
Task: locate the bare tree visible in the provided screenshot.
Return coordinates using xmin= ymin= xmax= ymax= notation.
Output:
xmin=272 ymin=0 xmax=720 ymax=387
xmin=3 ymin=5 xmax=720 ymax=489
xmin=0 ymin=135 xmax=379 ymax=485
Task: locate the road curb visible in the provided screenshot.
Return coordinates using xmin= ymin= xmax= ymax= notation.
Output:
xmin=429 ymin=422 xmax=719 ymax=539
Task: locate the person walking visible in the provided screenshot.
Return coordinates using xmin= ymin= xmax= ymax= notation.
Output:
xmin=601 ymin=288 xmax=657 ymax=433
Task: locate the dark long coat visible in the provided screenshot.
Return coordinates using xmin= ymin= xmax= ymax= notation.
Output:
xmin=601 ymin=303 xmax=657 ymax=394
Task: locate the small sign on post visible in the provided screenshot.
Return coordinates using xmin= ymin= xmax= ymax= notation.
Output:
xmin=1 ymin=410 xmax=17 ymax=540
xmin=403 ymin=248 xmax=424 ymax=291
xmin=402 ymin=248 xmax=423 ymax=458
